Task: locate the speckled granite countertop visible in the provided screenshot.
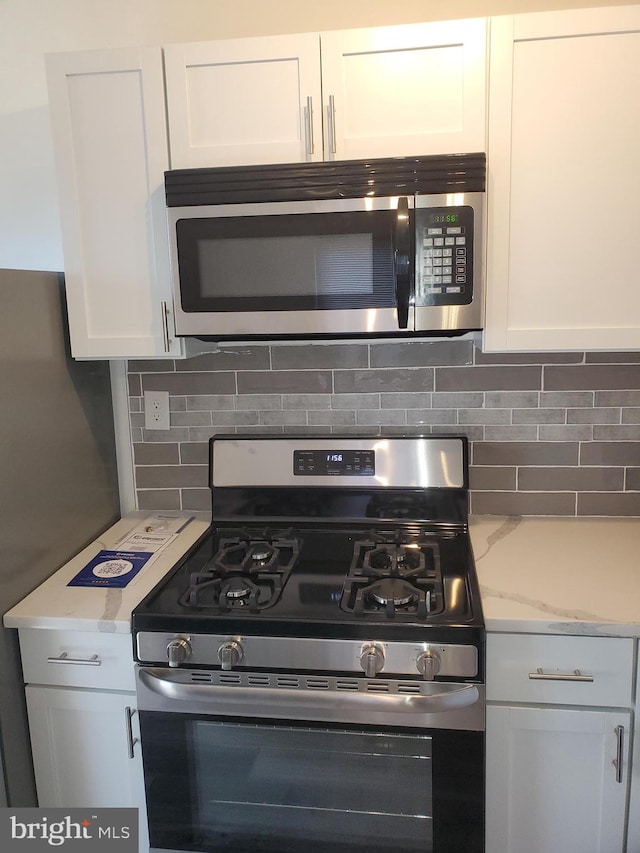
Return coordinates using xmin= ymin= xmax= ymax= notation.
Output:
xmin=470 ymin=516 xmax=640 ymax=636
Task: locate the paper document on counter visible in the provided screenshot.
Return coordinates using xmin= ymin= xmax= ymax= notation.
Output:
xmin=67 ymin=514 xmax=195 ymax=588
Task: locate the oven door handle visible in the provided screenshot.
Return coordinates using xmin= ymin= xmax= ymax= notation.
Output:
xmin=138 ymin=667 xmax=480 ymax=715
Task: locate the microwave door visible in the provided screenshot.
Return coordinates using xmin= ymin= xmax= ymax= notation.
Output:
xmin=170 ymin=198 xmax=413 ymax=339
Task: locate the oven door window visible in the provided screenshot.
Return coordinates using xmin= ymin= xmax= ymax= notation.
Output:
xmin=175 ymin=210 xmax=396 ymax=313
xmin=142 ymin=713 xmax=435 ymax=853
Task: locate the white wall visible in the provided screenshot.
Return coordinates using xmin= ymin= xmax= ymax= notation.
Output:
xmin=0 ymin=0 xmax=636 ymax=271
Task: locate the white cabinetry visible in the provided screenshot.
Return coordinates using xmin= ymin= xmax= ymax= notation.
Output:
xmin=47 ymin=47 xmax=183 ymax=359
xmin=485 ymin=6 xmax=640 ymax=351
xmin=164 ymin=19 xmax=487 ymax=169
xmin=486 ymin=633 xmax=634 ymax=853
xmin=164 ymin=34 xmax=322 ymax=168
xmin=19 ymin=628 xmax=148 ymax=853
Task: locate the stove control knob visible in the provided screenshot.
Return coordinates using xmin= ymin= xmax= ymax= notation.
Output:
xmin=416 ymin=649 xmax=441 ymax=681
xmin=218 ymin=641 xmax=243 ymax=671
xmin=167 ymin=638 xmax=192 ymax=668
xmin=360 ymin=643 xmax=385 ymax=678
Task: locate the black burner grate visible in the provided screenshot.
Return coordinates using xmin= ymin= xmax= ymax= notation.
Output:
xmin=341 ymin=533 xmax=444 ymax=619
xmin=178 ymin=528 xmax=300 ymax=613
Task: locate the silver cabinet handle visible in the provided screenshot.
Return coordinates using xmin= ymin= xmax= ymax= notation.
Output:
xmin=305 ymin=96 xmax=314 ymax=156
xmin=528 ymin=668 xmax=594 ymax=682
xmin=327 ymin=94 xmax=337 ymax=154
xmin=125 ymin=706 xmax=139 ymax=759
xmin=47 ymin=652 xmax=102 ymax=666
xmin=614 ymin=725 xmax=624 ymax=783
xmin=160 ymin=301 xmax=170 ymax=353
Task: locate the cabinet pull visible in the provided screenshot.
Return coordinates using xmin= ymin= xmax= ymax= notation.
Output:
xmin=160 ymin=301 xmax=170 ymax=353
xmin=613 ymin=725 xmax=624 ymax=783
xmin=305 ymin=96 xmax=314 ymax=156
xmin=528 ymin=668 xmax=594 ymax=682
xmin=125 ymin=706 xmax=139 ymax=759
xmin=47 ymin=652 xmax=102 ymax=666
xmin=327 ymin=95 xmax=337 ymax=154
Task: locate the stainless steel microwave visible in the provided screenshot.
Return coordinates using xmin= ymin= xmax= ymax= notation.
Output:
xmin=165 ymin=154 xmax=486 ymax=341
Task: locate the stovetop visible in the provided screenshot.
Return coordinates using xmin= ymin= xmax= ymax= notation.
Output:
xmin=132 ymin=521 xmax=483 ymax=644
xmin=133 ymin=435 xmax=485 ymax=652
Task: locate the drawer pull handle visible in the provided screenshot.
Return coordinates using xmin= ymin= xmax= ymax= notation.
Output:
xmin=47 ymin=652 xmax=102 ymax=666
xmin=529 ymin=667 xmax=594 ymax=682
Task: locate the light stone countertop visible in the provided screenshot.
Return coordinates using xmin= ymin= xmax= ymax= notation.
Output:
xmin=4 ymin=512 xmax=640 ymax=639
xmin=470 ymin=515 xmax=640 ymax=637
xmin=3 ymin=512 xmax=210 ymax=634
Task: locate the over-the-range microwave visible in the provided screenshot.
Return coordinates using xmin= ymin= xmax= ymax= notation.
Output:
xmin=165 ymin=153 xmax=486 ymax=341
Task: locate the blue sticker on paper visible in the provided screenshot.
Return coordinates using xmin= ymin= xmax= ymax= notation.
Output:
xmin=67 ymin=551 xmax=153 ymax=588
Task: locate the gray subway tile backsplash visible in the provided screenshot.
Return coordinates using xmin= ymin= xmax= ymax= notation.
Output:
xmin=435 ymin=365 xmax=542 ymax=392
xmin=545 ymin=364 xmax=640 ymax=391
xmin=272 ymin=344 xmax=367 ymax=370
xmin=129 ymin=342 xmax=640 ymax=517
xmin=238 ymin=370 xmax=332 ymax=394
xmin=370 ymin=340 xmax=473 ymax=367
xmin=334 ymin=368 xmax=433 ymax=394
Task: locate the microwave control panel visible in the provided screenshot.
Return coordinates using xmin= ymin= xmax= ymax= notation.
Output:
xmin=415 ymin=205 xmax=474 ymax=307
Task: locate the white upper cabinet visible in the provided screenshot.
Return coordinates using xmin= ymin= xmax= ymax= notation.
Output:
xmin=47 ymin=47 xmax=183 ymax=359
xmin=164 ymin=19 xmax=487 ymax=169
xmin=320 ymin=19 xmax=487 ymax=161
xmin=484 ymin=6 xmax=640 ymax=351
xmin=164 ymin=34 xmax=323 ymax=168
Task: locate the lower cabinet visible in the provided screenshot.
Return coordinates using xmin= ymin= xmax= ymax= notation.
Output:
xmin=18 ymin=628 xmax=149 ymax=853
xmin=25 ymin=686 xmax=149 ymax=853
xmin=486 ymin=633 xmax=634 ymax=853
xmin=486 ymin=705 xmax=630 ymax=853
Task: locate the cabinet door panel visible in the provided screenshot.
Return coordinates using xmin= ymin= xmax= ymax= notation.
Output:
xmin=26 ymin=686 xmax=148 ymax=852
xmin=320 ymin=19 xmax=486 ymax=160
xmin=46 ymin=47 xmax=181 ymax=358
xmin=485 ymin=8 xmax=640 ymax=351
xmin=164 ymin=34 xmax=322 ymax=168
xmin=486 ymin=705 xmax=629 ymax=853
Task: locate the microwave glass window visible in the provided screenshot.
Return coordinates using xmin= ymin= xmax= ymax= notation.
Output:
xmin=176 ymin=210 xmax=395 ymax=313
xmin=197 ymin=233 xmax=374 ymax=300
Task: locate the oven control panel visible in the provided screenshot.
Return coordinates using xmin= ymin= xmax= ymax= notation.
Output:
xmin=137 ymin=632 xmax=479 ymax=680
xmin=294 ymin=449 xmax=375 ymax=477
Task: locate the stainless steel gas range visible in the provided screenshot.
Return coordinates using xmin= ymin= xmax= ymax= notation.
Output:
xmin=132 ymin=435 xmax=485 ymax=853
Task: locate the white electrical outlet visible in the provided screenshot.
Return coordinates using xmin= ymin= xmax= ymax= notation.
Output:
xmin=144 ymin=390 xmax=170 ymax=431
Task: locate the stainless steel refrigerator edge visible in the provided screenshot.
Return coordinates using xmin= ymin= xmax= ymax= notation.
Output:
xmin=0 ymin=269 xmax=120 ymax=806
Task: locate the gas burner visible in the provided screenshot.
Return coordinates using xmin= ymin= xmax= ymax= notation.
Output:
xmin=368 ymin=578 xmax=418 ymax=607
xmin=178 ymin=528 xmax=300 ymax=613
xmin=247 ymin=544 xmax=274 ymax=565
xmin=340 ymin=533 xmax=444 ymax=619
xmin=364 ymin=544 xmax=424 ymax=576
xmin=224 ymin=577 xmax=253 ymax=599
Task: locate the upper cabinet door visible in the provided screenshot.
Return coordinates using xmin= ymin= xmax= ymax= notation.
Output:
xmin=484 ymin=7 xmax=640 ymax=352
xmin=164 ymin=34 xmax=323 ymax=168
xmin=319 ymin=19 xmax=487 ymax=161
xmin=47 ymin=47 xmax=182 ymax=359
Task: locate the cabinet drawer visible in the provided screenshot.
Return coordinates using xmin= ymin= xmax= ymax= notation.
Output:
xmin=487 ymin=634 xmax=634 ymax=708
xmin=18 ymin=629 xmax=135 ymax=691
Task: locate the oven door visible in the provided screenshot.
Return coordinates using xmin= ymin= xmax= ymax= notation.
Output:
xmin=136 ymin=666 xmax=484 ymax=853
xmin=168 ymin=196 xmax=414 ymax=338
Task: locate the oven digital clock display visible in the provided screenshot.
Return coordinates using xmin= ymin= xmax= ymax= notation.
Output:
xmin=294 ymin=450 xmax=375 ymax=476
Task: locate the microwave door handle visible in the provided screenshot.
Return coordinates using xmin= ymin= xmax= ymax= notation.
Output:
xmin=394 ymin=197 xmax=411 ymax=329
